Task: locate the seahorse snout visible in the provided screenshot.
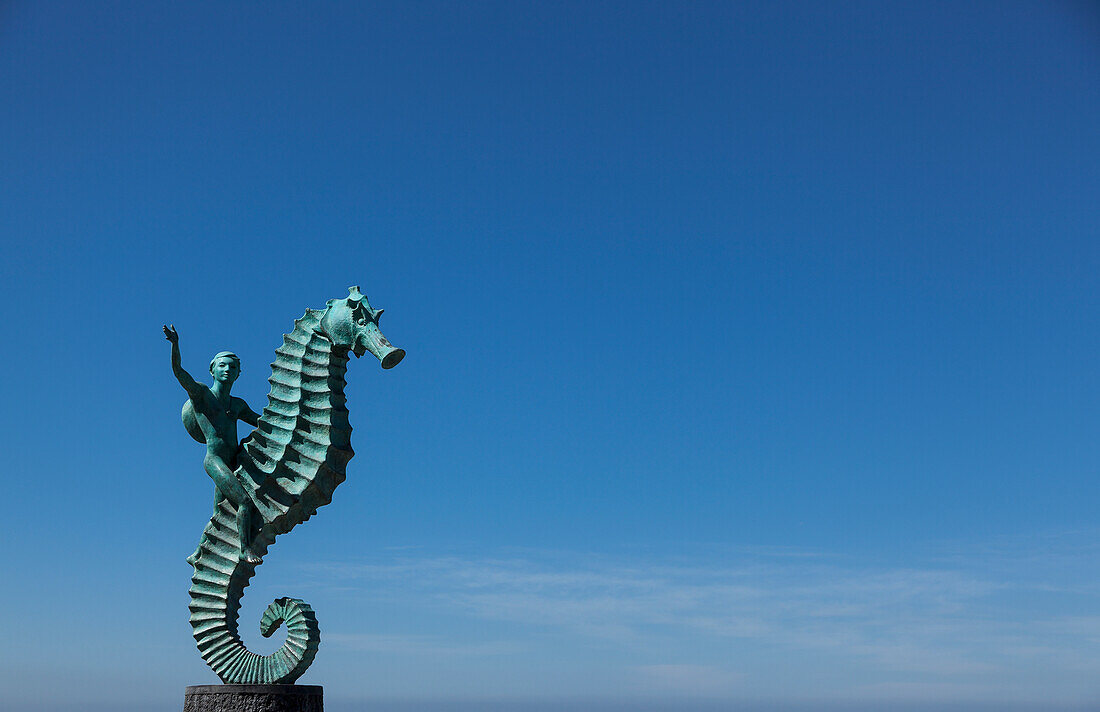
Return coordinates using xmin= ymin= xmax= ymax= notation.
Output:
xmin=355 ymin=322 xmax=405 ymax=369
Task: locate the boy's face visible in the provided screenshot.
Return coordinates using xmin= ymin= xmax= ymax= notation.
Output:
xmin=211 ymin=357 xmax=240 ymax=384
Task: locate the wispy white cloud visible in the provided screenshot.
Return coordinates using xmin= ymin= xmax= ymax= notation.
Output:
xmin=298 ymin=533 xmax=1100 ymax=703
xmin=325 ymin=632 xmax=520 ymax=657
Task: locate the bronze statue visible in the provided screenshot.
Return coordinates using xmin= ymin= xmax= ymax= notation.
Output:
xmin=166 ymin=286 xmax=404 ymax=684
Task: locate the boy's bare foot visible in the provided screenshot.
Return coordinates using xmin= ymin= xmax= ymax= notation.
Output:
xmin=243 ymin=551 xmax=263 ymax=564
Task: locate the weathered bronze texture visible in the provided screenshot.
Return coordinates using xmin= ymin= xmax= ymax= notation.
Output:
xmin=166 ymin=287 xmax=404 ymax=684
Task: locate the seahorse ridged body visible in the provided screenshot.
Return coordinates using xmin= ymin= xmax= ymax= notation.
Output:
xmin=187 ymin=306 xmax=362 ymax=684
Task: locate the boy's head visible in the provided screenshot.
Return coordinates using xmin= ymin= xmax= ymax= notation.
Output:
xmin=209 ymin=352 xmax=241 ymax=384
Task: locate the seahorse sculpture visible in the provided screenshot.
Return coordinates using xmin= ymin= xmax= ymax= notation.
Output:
xmin=180 ymin=287 xmax=404 ymax=684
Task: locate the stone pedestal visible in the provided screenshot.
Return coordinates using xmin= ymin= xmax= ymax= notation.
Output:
xmin=184 ymin=685 xmax=322 ymax=712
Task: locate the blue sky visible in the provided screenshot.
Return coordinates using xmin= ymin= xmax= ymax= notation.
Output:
xmin=1 ymin=1 xmax=1099 ymax=710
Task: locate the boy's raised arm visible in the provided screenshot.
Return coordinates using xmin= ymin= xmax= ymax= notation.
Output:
xmin=163 ymin=324 xmax=204 ymax=400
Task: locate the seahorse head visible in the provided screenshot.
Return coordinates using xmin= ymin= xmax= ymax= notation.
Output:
xmin=320 ymin=286 xmax=405 ymax=369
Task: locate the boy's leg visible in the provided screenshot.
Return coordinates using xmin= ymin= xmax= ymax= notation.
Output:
xmin=235 ymin=500 xmax=261 ymax=563
xmin=204 ymin=455 xmax=262 ymax=563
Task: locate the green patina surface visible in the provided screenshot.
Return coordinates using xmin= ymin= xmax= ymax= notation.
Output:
xmin=165 ymin=286 xmax=404 ymax=684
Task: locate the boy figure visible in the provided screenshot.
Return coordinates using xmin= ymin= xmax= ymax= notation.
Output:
xmin=164 ymin=324 xmax=264 ymax=564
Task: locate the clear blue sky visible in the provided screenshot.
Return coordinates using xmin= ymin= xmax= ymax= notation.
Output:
xmin=1 ymin=2 xmax=1098 ymax=710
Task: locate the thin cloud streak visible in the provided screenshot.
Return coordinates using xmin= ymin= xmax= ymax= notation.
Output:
xmin=325 ymin=632 xmax=520 ymax=657
xmin=300 ymin=535 xmax=1100 ymax=703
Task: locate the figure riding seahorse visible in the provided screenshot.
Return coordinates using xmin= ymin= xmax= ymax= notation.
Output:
xmin=165 ymin=286 xmax=404 ymax=684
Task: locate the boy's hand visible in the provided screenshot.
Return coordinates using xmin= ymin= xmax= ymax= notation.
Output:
xmin=163 ymin=324 xmax=179 ymax=344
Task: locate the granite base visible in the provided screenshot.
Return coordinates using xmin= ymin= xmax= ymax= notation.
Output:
xmin=184 ymin=685 xmax=322 ymax=712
